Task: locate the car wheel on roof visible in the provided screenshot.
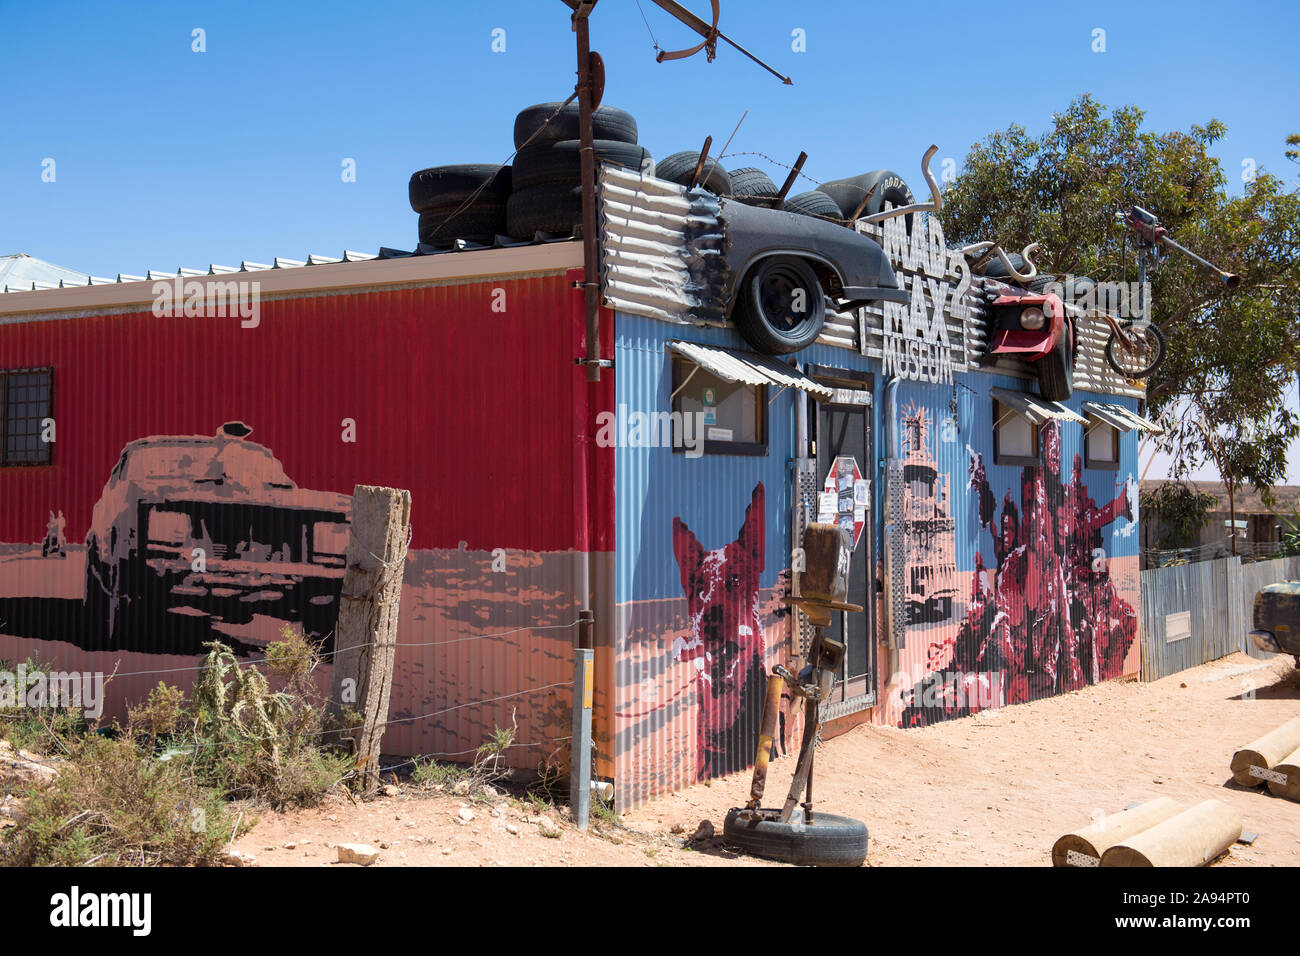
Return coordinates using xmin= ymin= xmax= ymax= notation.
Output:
xmin=417 ymin=204 xmax=506 ymax=247
xmin=408 ymin=164 xmax=513 ymax=214
xmin=505 ymin=182 xmax=585 ymax=240
xmin=728 ymin=167 xmax=780 ymax=207
xmin=511 ymin=139 xmax=653 ymax=190
xmin=512 ymin=102 xmax=639 ymax=150
xmin=654 ymin=151 xmax=732 ymax=196
xmin=731 ymin=255 xmax=826 ymax=355
xmin=818 ymin=169 xmax=914 ymax=229
xmin=783 ymin=190 xmax=843 ymax=222
xmin=1036 ymin=322 xmax=1075 ymax=402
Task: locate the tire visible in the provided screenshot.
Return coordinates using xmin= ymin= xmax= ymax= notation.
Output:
xmin=654 ymin=151 xmax=732 ymax=196
xmin=818 ymin=169 xmax=914 ymax=228
xmin=512 ymin=102 xmax=638 ymax=150
xmin=731 ymin=256 xmax=826 ymax=355
xmin=1037 ymin=325 xmax=1074 ymax=401
xmin=418 ymin=203 xmax=506 ymax=247
xmin=506 ymin=183 xmax=584 ymax=239
xmin=1028 ymin=273 xmax=1058 ymax=293
xmin=1105 ymin=320 xmax=1166 ymax=379
xmin=408 ymin=164 xmax=512 ymax=214
xmin=783 ymin=190 xmax=842 ymax=221
xmin=512 ymin=139 xmax=653 ymax=190
xmin=728 ymin=166 xmax=779 ymax=205
xmin=722 ymin=807 xmax=868 ymax=867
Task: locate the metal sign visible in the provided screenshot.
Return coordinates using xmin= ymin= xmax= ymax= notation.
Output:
xmin=817 ymin=455 xmax=867 ymax=550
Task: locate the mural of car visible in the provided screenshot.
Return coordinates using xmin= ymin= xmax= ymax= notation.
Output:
xmin=1250 ymin=581 xmax=1300 ymax=665
xmin=82 ymin=422 xmax=351 ymax=648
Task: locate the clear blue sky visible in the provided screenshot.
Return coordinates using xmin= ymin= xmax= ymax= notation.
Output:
xmin=3 ymin=0 xmax=1298 ymax=477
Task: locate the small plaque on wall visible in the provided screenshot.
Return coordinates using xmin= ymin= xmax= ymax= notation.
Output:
xmin=1165 ymin=610 xmax=1192 ymax=644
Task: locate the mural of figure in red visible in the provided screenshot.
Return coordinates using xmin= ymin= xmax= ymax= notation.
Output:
xmin=672 ymin=482 xmax=766 ymax=781
xmin=904 ymin=421 xmax=1138 ymax=726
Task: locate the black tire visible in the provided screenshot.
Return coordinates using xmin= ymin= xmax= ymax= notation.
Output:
xmin=512 ymin=139 xmax=653 ymax=190
xmin=722 ymin=807 xmax=868 ymax=867
xmin=783 ymin=190 xmax=842 ymax=221
xmin=513 ymin=102 xmax=638 ymax=150
xmin=1037 ymin=325 xmax=1074 ymax=401
xmin=654 ymin=151 xmax=732 ymax=196
xmin=1028 ymin=273 xmax=1058 ymax=293
xmin=418 ymin=203 xmax=506 ymax=247
xmin=728 ymin=166 xmax=779 ymax=205
xmin=818 ymin=169 xmax=914 ymax=228
xmin=1105 ymin=320 xmax=1166 ymax=379
xmin=981 ymin=252 xmax=1032 ymax=280
xmin=506 ymin=183 xmax=584 ymax=239
xmin=731 ymin=255 xmax=826 ymax=355
xmin=408 ymin=164 xmax=512 ymax=214
xmin=1060 ymin=276 xmax=1097 ymax=302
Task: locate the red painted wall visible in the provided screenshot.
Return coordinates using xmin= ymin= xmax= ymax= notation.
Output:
xmin=0 ymin=272 xmax=615 ymax=553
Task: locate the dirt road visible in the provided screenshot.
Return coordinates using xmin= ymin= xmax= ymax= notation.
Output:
xmin=232 ymin=652 xmax=1300 ymax=867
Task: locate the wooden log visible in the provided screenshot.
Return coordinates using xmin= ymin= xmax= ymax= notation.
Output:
xmin=1230 ymin=716 xmax=1300 ymax=787
xmin=1100 ymin=800 xmax=1242 ymax=867
xmin=1264 ymin=746 xmax=1300 ymax=802
xmin=1051 ymin=798 xmax=1184 ymax=867
xmin=327 ymin=485 xmax=412 ymax=794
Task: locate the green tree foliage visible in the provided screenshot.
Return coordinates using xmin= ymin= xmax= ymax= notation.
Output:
xmin=1140 ymin=482 xmax=1217 ymax=550
xmin=942 ymin=96 xmax=1300 ymax=500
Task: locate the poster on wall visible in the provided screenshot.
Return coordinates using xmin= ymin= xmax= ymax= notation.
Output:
xmin=818 ymin=456 xmax=866 ymax=550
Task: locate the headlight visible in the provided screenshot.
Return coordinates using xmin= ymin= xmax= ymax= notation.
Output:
xmin=1020 ymin=307 xmax=1045 ymax=331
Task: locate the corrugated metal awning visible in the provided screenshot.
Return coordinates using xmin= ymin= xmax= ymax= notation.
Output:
xmin=667 ymin=341 xmax=833 ymax=399
xmin=990 ymin=387 xmax=1087 ymax=426
xmin=1082 ymin=401 xmax=1163 ymax=434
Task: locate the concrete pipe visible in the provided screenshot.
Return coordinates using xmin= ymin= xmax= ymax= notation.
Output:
xmin=1264 ymin=746 xmax=1300 ymax=802
xmin=1051 ymin=798 xmax=1184 ymax=867
xmin=1230 ymin=716 xmax=1300 ymax=787
xmin=1100 ymin=800 xmax=1242 ymax=868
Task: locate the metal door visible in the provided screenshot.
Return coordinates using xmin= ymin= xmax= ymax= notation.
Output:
xmin=812 ymin=385 xmax=874 ymax=706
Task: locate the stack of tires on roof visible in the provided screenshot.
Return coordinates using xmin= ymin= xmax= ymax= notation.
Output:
xmin=406 ymin=100 xmax=918 ymax=250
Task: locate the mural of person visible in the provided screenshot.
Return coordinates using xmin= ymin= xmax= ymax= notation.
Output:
xmin=902 ymin=420 xmax=1140 ymax=727
xmin=41 ymin=509 xmax=67 ymax=558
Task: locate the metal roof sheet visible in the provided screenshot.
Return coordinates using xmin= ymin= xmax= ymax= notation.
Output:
xmin=667 ymin=340 xmax=833 ymax=399
xmin=991 ymin=386 xmax=1088 ymax=425
xmin=1082 ymin=401 xmax=1162 ymax=434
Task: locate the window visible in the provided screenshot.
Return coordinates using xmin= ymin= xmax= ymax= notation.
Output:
xmin=992 ymin=398 xmax=1038 ymax=466
xmin=671 ymin=357 xmax=767 ymax=456
xmin=1 ymin=368 xmax=53 ymax=466
xmin=1085 ymin=421 xmax=1120 ymax=469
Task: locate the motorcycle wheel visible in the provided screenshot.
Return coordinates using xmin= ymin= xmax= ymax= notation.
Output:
xmin=1105 ymin=320 xmax=1166 ymax=379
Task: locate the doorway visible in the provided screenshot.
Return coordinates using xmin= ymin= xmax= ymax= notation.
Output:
xmin=806 ymin=368 xmax=875 ymax=707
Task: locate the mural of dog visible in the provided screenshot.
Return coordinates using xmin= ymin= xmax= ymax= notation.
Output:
xmin=671 ymin=482 xmax=767 ymax=782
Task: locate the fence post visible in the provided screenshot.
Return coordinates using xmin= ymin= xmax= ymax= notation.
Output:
xmin=570 ymin=646 xmax=594 ymax=830
xmin=328 ymin=485 xmax=411 ymax=795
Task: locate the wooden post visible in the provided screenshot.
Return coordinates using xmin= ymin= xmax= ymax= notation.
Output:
xmin=328 ymin=485 xmax=411 ymax=794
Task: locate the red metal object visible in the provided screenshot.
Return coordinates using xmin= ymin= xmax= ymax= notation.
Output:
xmin=986 ymin=291 xmax=1068 ymax=361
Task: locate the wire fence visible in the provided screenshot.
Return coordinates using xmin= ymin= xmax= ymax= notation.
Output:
xmin=0 ymin=616 xmax=586 ymax=779
xmin=1141 ymin=537 xmax=1292 ymax=567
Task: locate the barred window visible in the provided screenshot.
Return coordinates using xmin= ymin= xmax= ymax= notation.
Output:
xmin=2 ymin=368 xmax=53 ymax=465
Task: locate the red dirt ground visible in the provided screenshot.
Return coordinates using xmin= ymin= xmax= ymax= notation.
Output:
xmin=231 ymin=652 xmax=1300 ymax=867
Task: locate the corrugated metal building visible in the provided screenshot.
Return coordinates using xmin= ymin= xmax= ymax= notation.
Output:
xmin=0 ymin=164 xmax=1155 ymax=807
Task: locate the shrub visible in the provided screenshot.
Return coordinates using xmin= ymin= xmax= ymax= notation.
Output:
xmin=0 ymin=734 xmax=238 ymax=867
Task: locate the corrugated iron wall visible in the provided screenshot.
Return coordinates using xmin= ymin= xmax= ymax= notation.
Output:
xmin=1140 ymin=555 xmax=1300 ymax=680
xmin=612 ymin=312 xmax=800 ymax=806
xmin=0 ymin=270 xmax=612 ymax=768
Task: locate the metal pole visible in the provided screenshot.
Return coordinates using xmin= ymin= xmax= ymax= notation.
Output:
xmin=570 ymin=647 xmax=594 ymax=829
xmin=574 ymin=7 xmax=602 ymax=383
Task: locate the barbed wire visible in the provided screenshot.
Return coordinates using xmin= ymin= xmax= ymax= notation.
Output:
xmin=99 ymin=618 xmax=581 ymax=680
xmin=718 ymin=150 xmax=824 ymax=186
